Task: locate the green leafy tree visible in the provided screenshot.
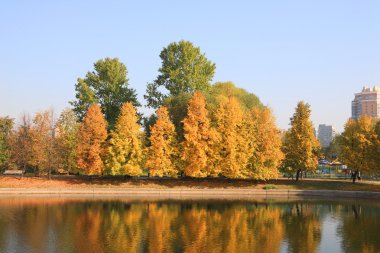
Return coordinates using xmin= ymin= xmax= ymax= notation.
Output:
xmin=70 ymin=57 xmax=139 ymax=128
xmin=0 ymin=117 xmax=14 ymax=171
xmin=145 ymin=40 xmax=216 ymax=108
xmin=106 ymin=102 xmax=143 ymax=176
xmin=282 ymin=101 xmax=320 ymax=181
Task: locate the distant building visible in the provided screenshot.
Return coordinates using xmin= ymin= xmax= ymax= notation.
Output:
xmin=351 ymin=86 xmax=380 ymax=120
xmin=318 ymin=124 xmax=336 ymax=148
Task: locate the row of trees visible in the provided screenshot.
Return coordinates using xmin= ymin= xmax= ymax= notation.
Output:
xmin=5 ymin=91 xmax=282 ymax=179
xmin=0 ymin=40 xmax=324 ymax=179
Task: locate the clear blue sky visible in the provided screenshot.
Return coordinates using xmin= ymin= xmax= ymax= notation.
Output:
xmin=1 ymin=1 xmax=380 ymax=132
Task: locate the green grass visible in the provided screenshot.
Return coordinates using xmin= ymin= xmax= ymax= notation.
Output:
xmin=263 ymin=184 xmax=277 ymax=190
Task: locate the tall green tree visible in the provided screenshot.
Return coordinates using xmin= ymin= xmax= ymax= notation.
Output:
xmin=145 ymin=40 xmax=216 ymax=108
xmin=0 ymin=117 xmax=14 ymax=171
xmin=282 ymin=101 xmax=320 ymax=181
xmin=70 ymin=57 xmax=139 ymax=128
xmin=105 ymin=102 xmax=143 ymax=176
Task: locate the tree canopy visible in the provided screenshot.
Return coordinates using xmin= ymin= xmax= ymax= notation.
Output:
xmin=206 ymin=81 xmax=263 ymax=114
xmin=70 ymin=57 xmax=139 ymax=129
xmin=145 ymin=40 xmax=216 ymax=108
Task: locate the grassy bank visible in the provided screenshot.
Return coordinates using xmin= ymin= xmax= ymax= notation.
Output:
xmin=1 ymin=176 xmax=380 ymax=192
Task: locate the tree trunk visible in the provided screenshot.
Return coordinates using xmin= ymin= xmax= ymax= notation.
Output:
xmin=295 ymin=169 xmax=302 ymax=182
xmin=352 ymin=169 xmax=359 ymax=183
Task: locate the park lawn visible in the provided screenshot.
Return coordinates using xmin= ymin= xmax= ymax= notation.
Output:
xmin=1 ymin=176 xmax=380 ymax=192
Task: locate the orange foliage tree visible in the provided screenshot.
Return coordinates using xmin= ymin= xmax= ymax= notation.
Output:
xmin=182 ymin=92 xmax=217 ymax=178
xmin=105 ymin=102 xmax=143 ymax=176
xmin=146 ymin=106 xmax=179 ymax=177
xmin=215 ymin=97 xmax=251 ymax=178
xmin=76 ymin=104 xmax=107 ymax=175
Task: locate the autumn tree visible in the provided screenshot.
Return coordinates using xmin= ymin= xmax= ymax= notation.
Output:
xmin=215 ymin=97 xmax=251 ymax=178
xmin=76 ymin=104 xmax=107 ymax=175
xmin=105 ymin=102 xmax=143 ymax=176
xmin=29 ymin=110 xmax=56 ymax=176
xmin=246 ymin=107 xmax=283 ymax=180
xmin=337 ymin=116 xmax=376 ymax=182
xmin=145 ymin=40 xmax=216 ymax=108
xmin=182 ymin=92 xmax=217 ymax=178
xmin=282 ymin=101 xmax=320 ymax=181
xmin=0 ymin=117 xmax=14 ymax=171
xmin=373 ymin=120 xmax=380 ymax=171
xmin=55 ymin=108 xmax=79 ymax=172
xmin=9 ymin=114 xmax=33 ymax=171
xmin=146 ymin=106 xmax=179 ymax=177
xmin=70 ymin=58 xmax=139 ymax=128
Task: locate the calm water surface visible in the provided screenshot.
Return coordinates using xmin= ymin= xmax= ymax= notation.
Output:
xmin=0 ymin=196 xmax=379 ymax=253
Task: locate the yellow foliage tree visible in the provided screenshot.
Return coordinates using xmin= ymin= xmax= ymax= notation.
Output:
xmin=146 ymin=106 xmax=179 ymax=177
xmin=106 ymin=102 xmax=143 ymax=176
xmin=182 ymin=92 xmax=217 ymax=178
xmin=76 ymin=104 xmax=107 ymax=175
xmin=282 ymin=101 xmax=320 ymax=181
xmin=337 ymin=116 xmax=376 ymax=182
xmin=246 ymin=107 xmax=283 ymax=180
xmin=30 ymin=110 xmax=56 ymax=176
xmin=215 ymin=97 xmax=251 ymax=178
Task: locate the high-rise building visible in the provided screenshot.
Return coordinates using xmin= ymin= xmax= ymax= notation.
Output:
xmin=351 ymin=86 xmax=380 ymax=120
xmin=318 ymin=124 xmax=336 ymax=148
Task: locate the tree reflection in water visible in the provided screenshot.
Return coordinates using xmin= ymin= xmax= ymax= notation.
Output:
xmin=0 ymin=198 xmax=379 ymax=253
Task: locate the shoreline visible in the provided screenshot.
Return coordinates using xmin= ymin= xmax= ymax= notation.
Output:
xmin=1 ymin=188 xmax=380 ymax=199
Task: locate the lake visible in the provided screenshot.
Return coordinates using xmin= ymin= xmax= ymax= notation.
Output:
xmin=0 ymin=196 xmax=378 ymax=253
